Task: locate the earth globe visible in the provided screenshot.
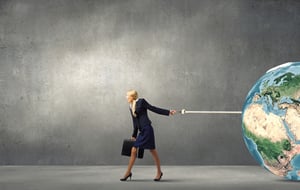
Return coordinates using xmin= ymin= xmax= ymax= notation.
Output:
xmin=242 ymin=62 xmax=300 ymax=180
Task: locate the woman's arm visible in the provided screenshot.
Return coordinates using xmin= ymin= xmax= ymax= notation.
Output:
xmin=131 ymin=123 xmax=138 ymax=139
xmin=143 ymin=99 xmax=171 ymax=116
xmin=130 ymin=111 xmax=138 ymax=139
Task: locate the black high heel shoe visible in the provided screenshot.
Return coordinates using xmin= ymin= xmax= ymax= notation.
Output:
xmin=120 ymin=172 xmax=132 ymax=181
xmin=154 ymin=172 xmax=163 ymax=181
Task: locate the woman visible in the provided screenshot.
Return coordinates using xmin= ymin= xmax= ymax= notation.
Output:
xmin=121 ymin=90 xmax=176 ymax=182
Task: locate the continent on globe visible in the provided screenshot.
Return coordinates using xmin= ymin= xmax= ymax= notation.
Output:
xmin=242 ymin=62 xmax=300 ymax=180
xmin=261 ymin=72 xmax=300 ymax=103
xmin=280 ymin=103 xmax=300 ymax=141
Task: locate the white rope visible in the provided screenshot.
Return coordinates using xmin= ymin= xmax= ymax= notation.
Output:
xmin=180 ymin=109 xmax=242 ymax=114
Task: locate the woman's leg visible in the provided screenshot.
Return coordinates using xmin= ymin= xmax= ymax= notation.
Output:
xmin=150 ymin=149 xmax=162 ymax=178
xmin=123 ymin=147 xmax=137 ymax=177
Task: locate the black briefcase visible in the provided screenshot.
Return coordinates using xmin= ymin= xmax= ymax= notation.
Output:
xmin=121 ymin=139 xmax=144 ymax=159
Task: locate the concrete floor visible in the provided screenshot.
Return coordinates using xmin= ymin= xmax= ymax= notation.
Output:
xmin=0 ymin=166 xmax=299 ymax=190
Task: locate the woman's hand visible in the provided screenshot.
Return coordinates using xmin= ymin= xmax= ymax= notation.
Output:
xmin=131 ymin=137 xmax=136 ymax=141
xmin=169 ymin=110 xmax=176 ymax=115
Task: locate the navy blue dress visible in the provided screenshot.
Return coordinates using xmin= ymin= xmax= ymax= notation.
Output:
xmin=130 ymin=98 xmax=170 ymax=150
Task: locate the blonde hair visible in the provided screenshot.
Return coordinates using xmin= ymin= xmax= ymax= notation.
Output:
xmin=127 ymin=90 xmax=138 ymax=117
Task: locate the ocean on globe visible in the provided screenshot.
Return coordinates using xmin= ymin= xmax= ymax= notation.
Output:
xmin=242 ymin=62 xmax=300 ymax=180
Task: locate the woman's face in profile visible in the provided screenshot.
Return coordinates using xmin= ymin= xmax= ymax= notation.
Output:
xmin=126 ymin=92 xmax=134 ymax=103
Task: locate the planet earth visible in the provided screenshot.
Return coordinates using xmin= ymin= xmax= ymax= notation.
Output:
xmin=242 ymin=62 xmax=300 ymax=180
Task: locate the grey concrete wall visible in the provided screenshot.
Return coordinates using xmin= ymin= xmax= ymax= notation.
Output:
xmin=0 ymin=0 xmax=300 ymax=165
